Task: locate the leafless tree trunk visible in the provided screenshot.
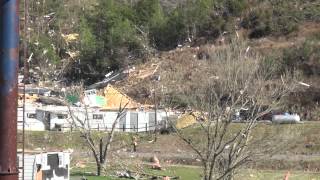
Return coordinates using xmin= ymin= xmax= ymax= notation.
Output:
xmin=66 ymin=101 xmax=128 ymax=176
xmin=162 ymin=40 xmax=298 ymax=180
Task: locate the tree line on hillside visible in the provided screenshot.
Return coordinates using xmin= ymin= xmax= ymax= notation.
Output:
xmin=21 ymin=0 xmax=320 ymax=84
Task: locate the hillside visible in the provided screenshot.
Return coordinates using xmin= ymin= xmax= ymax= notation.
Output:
xmin=20 ymin=0 xmax=320 ymax=118
xmin=115 ymin=21 xmax=320 ymax=120
xmin=13 ymin=1 xmax=320 ymax=179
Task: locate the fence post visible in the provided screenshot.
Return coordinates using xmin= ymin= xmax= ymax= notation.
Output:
xmin=145 ymin=123 xmax=148 ymax=132
xmin=123 ymin=124 xmax=125 ymax=132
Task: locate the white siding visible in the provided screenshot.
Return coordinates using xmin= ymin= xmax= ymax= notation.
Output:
xmin=18 ymin=154 xmax=36 ymax=180
xmin=18 ymin=105 xmax=170 ymax=132
xmin=18 ymin=107 xmax=46 ymax=131
xmin=18 ymin=152 xmax=70 ymax=180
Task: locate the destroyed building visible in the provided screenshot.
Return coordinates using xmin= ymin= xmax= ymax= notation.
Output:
xmin=18 ymin=84 xmax=171 ymax=132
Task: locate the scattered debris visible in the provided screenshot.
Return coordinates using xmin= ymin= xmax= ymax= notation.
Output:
xmin=175 ymin=112 xmax=205 ymax=129
xmin=151 ymin=155 xmax=162 ymax=170
xmin=132 ymin=135 xmax=138 ymax=152
xmin=245 ymin=46 xmax=251 ymax=58
xmin=86 ymin=71 xmax=126 ymax=90
xmin=61 ymin=33 xmax=79 ymax=43
xmin=284 ymin=171 xmax=290 ymax=180
xmin=66 ymin=51 xmax=80 ymax=59
xmin=102 ymin=84 xmax=146 ymax=110
xmin=298 ymin=81 xmax=311 ymax=87
xmin=114 ymin=169 xmax=179 ymax=179
xmin=115 ymin=170 xmax=133 ymax=178
xmin=75 ymin=161 xmax=87 ymax=168
xmin=37 ymin=96 xmax=65 ymax=106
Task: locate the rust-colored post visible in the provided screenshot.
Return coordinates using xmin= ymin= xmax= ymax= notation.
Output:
xmin=0 ymin=0 xmax=19 ymax=180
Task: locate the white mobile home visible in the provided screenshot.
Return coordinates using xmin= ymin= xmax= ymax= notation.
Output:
xmin=36 ymin=106 xmax=70 ymax=131
xmin=70 ymin=109 xmax=168 ymax=132
xmin=18 ymin=104 xmax=45 ymax=131
xmin=18 ymin=105 xmax=171 ymax=132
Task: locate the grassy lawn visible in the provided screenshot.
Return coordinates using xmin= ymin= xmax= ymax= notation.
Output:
xmin=23 ymin=122 xmax=320 ymax=155
xmin=71 ymin=166 xmax=201 ymax=180
xmin=237 ymin=170 xmax=320 ymax=180
xmin=25 ymin=122 xmax=320 ymax=179
xmin=71 ymin=176 xmax=112 ymax=180
xmin=71 ymin=166 xmax=320 ymax=180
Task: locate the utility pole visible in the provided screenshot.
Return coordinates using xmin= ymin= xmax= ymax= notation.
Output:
xmin=0 ymin=0 xmax=20 ymax=180
xmin=153 ymin=86 xmax=158 ymax=142
xmin=21 ymin=0 xmax=29 ymax=179
xmin=152 ymin=75 xmax=160 ymax=142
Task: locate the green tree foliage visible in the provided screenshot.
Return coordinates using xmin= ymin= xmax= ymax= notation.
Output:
xmin=79 ymin=17 xmax=96 ymax=58
xmin=152 ymin=8 xmax=188 ymax=50
xmin=134 ymin=0 xmax=164 ymax=27
xmin=30 ymin=35 xmax=60 ymax=64
xmin=21 ymin=0 xmax=320 ymax=84
xmin=84 ymin=0 xmax=143 ymax=71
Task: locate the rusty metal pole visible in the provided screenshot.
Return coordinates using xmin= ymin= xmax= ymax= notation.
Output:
xmin=0 ymin=0 xmax=19 ymax=180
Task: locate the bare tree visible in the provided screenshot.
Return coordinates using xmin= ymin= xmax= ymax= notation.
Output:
xmin=66 ymin=102 xmax=128 ymax=176
xmin=162 ymin=40 xmax=298 ymax=180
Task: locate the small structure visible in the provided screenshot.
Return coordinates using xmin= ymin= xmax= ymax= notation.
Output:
xmin=272 ymin=114 xmax=301 ymax=124
xmin=18 ymin=151 xmax=70 ymax=180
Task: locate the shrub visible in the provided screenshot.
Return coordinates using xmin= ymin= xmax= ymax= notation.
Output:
xmin=281 ymin=40 xmax=320 ymax=76
xmin=224 ymin=0 xmax=248 ymax=16
xmin=241 ymin=2 xmax=299 ymax=38
xmin=242 ymin=9 xmax=273 ymax=38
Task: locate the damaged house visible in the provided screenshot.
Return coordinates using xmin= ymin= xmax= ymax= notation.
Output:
xmin=18 ymin=85 xmax=170 ymax=132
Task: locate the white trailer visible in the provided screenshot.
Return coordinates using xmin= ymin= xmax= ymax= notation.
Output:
xmin=272 ymin=114 xmax=301 ymax=124
xmin=18 ymin=104 xmax=45 ymax=131
xmin=18 ymin=105 xmax=171 ymax=132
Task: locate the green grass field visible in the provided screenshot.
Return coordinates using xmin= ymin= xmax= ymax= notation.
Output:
xmin=23 ymin=122 xmax=320 ymax=154
xmin=71 ymin=166 xmax=320 ymax=180
xmin=24 ymin=122 xmax=320 ymax=179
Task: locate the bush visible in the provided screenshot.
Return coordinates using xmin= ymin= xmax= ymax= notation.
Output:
xmin=281 ymin=40 xmax=320 ymax=76
xmin=224 ymin=0 xmax=248 ymax=16
xmin=241 ymin=2 xmax=299 ymax=38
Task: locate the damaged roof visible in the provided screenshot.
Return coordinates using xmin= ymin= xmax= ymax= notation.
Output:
xmin=101 ymin=84 xmax=143 ymax=110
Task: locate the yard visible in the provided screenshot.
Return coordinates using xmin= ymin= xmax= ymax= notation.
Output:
xmin=23 ymin=122 xmax=320 ymax=179
xmin=70 ymin=166 xmax=320 ymax=180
